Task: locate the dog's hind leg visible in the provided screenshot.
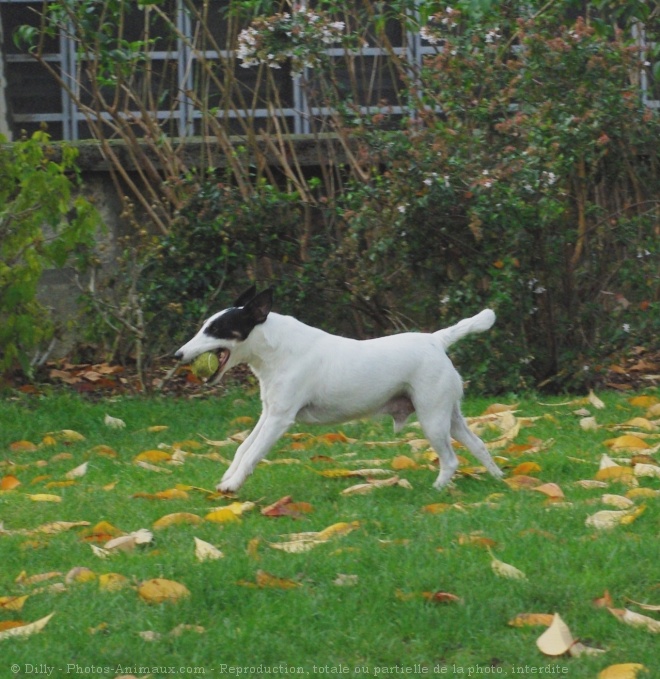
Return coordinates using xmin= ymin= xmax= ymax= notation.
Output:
xmin=450 ymin=405 xmax=504 ymax=481
xmin=415 ymin=403 xmax=460 ymax=491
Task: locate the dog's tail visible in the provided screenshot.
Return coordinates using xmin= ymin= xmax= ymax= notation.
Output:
xmin=434 ymin=309 xmax=496 ymax=350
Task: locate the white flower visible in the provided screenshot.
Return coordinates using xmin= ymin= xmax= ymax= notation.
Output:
xmin=420 ymin=26 xmax=441 ymax=45
xmin=622 ymin=324 xmax=630 ymax=333
xmin=423 ymin=177 xmax=433 ymax=186
xmin=397 ymin=204 xmax=407 ymax=214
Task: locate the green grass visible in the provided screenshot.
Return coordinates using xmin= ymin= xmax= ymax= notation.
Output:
xmin=0 ymin=387 xmax=658 ymax=678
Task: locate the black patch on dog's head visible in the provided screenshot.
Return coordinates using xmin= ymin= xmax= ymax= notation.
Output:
xmin=203 ymin=288 xmax=273 ymax=342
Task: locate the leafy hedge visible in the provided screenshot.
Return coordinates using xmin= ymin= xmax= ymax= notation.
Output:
xmin=141 ymin=5 xmax=659 ymax=392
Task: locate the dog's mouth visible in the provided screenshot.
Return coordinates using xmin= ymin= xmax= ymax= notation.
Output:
xmin=210 ymin=349 xmax=230 ymax=383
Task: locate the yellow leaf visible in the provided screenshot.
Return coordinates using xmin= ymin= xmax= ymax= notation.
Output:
xmin=626 ymin=487 xmax=660 ymax=500
xmin=65 ymin=567 xmax=96 ymax=584
xmin=231 ymin=416 xmax=255 ymax=426
xmin=153 ymin=512 xmax=202 ymax=530
xmin=27 ymin=494 xmax=62 ymax=503
xmin=98 ymin=573 xmax=130 ymax=592
xmin=585 ymin=508 xmax=642 ymax=530
xmin=483 ymin=403 xmax=519 ymax=414
xmin=45 ymin=480 xmax=76 ymax=489
xmin=508 ymin=613 xmax=554 ymax=627
xmin=317 ymin=521 xmax=360 ymax=541
xmin=0 ymin=595 xmax=29 ymax=611
xmin=598 ymin=664 xmax=647 ymax=679
xmin=138 ymin=578 xmax=191 ymax=604
xmin=601 ymin=494 xmax=634 ymax=509
xmin=622 ymin=417 xmax=656 ymax=431
xmin=153 ymin=488 xmax=189 ymax=500
xmin=536 ymin=613 xmax=575 ymax=656
xmin=146 ymin=425 xmax=169 ymax=433
xmin=588 ymin=390 xmax=606 ymax=409
xmin=47 ymin=429 xmax=86 ymax=443
xmin=314 ymin=468 xmax=356 ymax=478
xmin=194 ymin=537 xmax=224 ymax=562
xmin=604 ymin=435 xmax=650 ymax=451
xmin=0 ymin=612 xmax=55 ymax=640
xmin=595 ymin=466 xmax=637 ymax=485
xmin=205 ymin=508 xmax=240 ymax=523
xmin=134 ymin=450 xmax=172 ymax=463
xmin=41 ymin=435 xmax=57 ymax=447
xmin=628 ymin=395 xmax=659 ymax=408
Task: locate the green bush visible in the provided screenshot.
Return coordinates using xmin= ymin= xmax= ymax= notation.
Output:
xmin=0 ymin=131 xmax=100 ymax=379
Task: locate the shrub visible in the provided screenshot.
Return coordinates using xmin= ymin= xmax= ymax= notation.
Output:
xmin=0 ymin=131 xmax=100 ymax=379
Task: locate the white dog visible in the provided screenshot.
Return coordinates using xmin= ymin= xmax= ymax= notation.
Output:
xmin=175 ymin=287 xmax=504 ymax=493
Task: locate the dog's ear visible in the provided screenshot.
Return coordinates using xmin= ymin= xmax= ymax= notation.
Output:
xmin=233 ymin=285 xmax=257 ymax=308
xmin=244 ymin=288 xmax=273 ymax=324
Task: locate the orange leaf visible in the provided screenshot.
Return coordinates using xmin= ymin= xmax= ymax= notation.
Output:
xmin=603 ymin=435 xmax=650 ymax=451
xmin=391 ymin=455 xmax=419 ymax=470
xmin=422 ymin=591 xmax=461 ymax=604
xmin=532 ymin=482 xmax=565 ymax=499
xmin=0 ymin=474 xmax=21 ymax=490
xmin=512 ymin=462 xmax=542 ymax=476
xmin=255 ymin=570 xmax=300 ymax=590
xmin=422 ymin=503 xmax=452 ymax=514
xmin=9 ymin=440 xmax=37 ymax=453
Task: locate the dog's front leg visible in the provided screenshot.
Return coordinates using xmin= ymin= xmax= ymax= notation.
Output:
xmin=217 ymin=410 xmax=295 ymax=493
xmin=220 ymin=414 xmax=267 ymax=486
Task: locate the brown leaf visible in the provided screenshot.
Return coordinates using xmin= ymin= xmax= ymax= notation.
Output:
xmin=532 ymin=482 xmax=565 ymax=499
xmin=0 ymin=474 xmax=21 ymax=490
xmin=422 ymin=591 xmax=461 ymax=604
xmin=609 ymin=607 xmax=660 ymax=633
xmin=9 ymin=440 xmax=38 ymax=453
xmin=504 ymin=475 xmax=541 ymax=490
xmin=153 ymin=512 xmax=203 ymax=530
xmin=254 ymin=570 xmax=300 ymax=589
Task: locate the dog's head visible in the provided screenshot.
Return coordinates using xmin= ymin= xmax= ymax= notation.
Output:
xmin=174 ymin=286 xmax=273 ymax=382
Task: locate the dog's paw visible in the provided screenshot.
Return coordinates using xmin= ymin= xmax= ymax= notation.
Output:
xmin=216 ymin=477 xmax=243 ymax=494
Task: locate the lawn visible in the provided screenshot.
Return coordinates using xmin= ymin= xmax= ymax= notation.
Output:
xmin=0 ymin=385 xmax=658 ymax=678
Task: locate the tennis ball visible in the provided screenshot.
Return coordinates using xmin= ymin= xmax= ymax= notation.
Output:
xmin=191 ymin=352 xmax=220 ymax=380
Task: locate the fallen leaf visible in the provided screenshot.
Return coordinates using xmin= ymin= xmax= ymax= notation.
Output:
xmin=9 ymin=440 xmax=38 ymax=452
xmin=601 ymin=494 xmax=634 ymax=509
xmin=508 ymin=613 xmax=554 ymax=627
xmin=532 ymin=482 xmax=565 ymax=499
xmin=261 ymin=496 xmax=314 ymax=518
xmin=31 ymin=521 xmax=90 ymax=535
xmin=588 ymin=390 xmax=606 ymax=409
xmin=634 ymin=463 xmax=660 ymax=479
xmin=0 ymin=474 xmax=21 ymax=490
xmin=65 ymin=462 xmax=88 ymax=480
xmin=512 ymin=462 xmax=542 ymax=476
xmin=593 ymin=590 xmax=614 ymax=608
xmin=16 ymin=570 xmax=62 ymax=586
xmin=422 ymin=503 xmax=452 ymax=514
xmin=580 ymin=416 xmax=599 ymax=431
xmin=134 ymin=450 xmax=172 ymax=464
xmin=61 ymin=568 xmax=95 ymax=587
xmin=27 ymin=494 xmax=62 ymax=503
xmin=194 ymin=537 xmax=224 ymax=562
xmin=133 ymin=488 xmax=189 ymax=501
xmin=604 ymin=435 xmax=650 ymax=451
xmin=98 ymin=573 xmax=130 ymax=591
xmin=204 ymin=508 xmax=240 ymax=523
xmin=536 ymin=613 xmax=575 ymax=656
xmin=598 ymin=664 xmax=647 ymax=679
xmin=0 ymin=595 xmax=29 ymax=611
xmin=609 ymin=607 xmax=660 ymax=633
xmin=422 ymin=591 xmax=461 ymax=604
xmin=586 ymin=508 xmax=637 ymax=530
xmin=333 ymin=573 xmax=359 ymax=587
xmin=489 ymin=550 xmax=527 ymax=580
xmin=134 ymin=461 xmax=173 ymax=473
xmin=457 ymin=532 xmax=498 ymax=549
xmin=104 ymin=529 xmax=153 ymax=552
xmin=47 ymin=429 xmax=86 ymax=443
xmin=391 ymin=455 xmax=420 ymax=470
xmin=0 ymin=612 xmax=55 ymax=640
xmin=153 ymin=512 xmax=202 ymax=530
xmin=254 ymin=570 xmax=300 ymax=589
xmin=625 ymin=599 xmax=660 ymax=612
xmin=104 ymin=414 xmax=126 ymax=429
xmin=504 ymin=475 xmax=541 ymax=490
xmin=138 ymin=578 xmax=191 ymax=604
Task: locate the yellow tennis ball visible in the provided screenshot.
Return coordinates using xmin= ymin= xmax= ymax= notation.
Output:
xmin=191 ymin=352 xmax=219 ymax=379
